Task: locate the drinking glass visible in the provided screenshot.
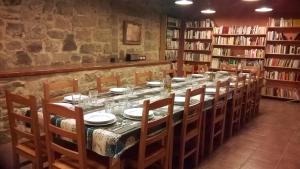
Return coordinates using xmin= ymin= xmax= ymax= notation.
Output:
xmin=126 ymin=84 xmax=134 ymax=97
xmin=89 ymin=90 xmax=98 ymax=105
xmin=72 ymin=92 xmax=81 ymax=104
xmin=104 ymin=99 xmax=114 ymax=114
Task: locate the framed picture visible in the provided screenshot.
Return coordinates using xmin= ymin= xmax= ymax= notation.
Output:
xmin=123 ymin=21 xmax=142 ymax=45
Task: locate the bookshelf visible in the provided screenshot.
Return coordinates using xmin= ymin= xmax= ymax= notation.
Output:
xmin=165 ymin=17 xmax=181 ymax=61
xmin=262 ymin=18 xmax=300 ymax=100
xmin=183 ymin=19 xmax=214 ymax=66
xmin=211 ymin=25 xmax=266 ymax=71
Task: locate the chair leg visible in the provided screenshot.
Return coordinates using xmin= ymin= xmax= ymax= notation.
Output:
xmin=220 ymin=120 xmax=225 ymax=145
xmin=209 ymin=123 xmax=215 ymax=154
xmin=12 ymin=153 xmax=20 ymax=169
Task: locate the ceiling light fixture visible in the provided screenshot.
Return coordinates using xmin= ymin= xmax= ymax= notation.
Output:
xmin=201 ymin=8 xmax=216 ymax=14
xmin=174 ymin=0 xmax=193 ymax=6
xmin=201 ymin=0 xmax=216 ymax=14
xmin=255 ymin=6 xmax=273 ymax=12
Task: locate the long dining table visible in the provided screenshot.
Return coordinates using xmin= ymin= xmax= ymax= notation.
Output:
xmin=16 ymin=74 xmax=240 ymax=167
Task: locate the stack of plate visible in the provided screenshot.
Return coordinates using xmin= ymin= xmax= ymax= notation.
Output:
xmin=64 ymin=94 xmax=89 ymax=102
xmin=191 ymin=74 xmax=204 ymax=78
xmin=84 ymin=110 xmax=117 ymax=126
xmin=172 ymin=77 xmax=186 ymax=82
xmin=174 ymin=96 xmax=186 ymax=106
xmin=147 ymin=81 xmax=162 ymax=87
xmin=109 ymin=88 xmax=128 ymax=94
xmin=123 ymin=108 xmax=154 ymax=120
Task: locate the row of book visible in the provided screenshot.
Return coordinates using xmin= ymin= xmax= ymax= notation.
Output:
xmin=244 ymin=49 xmax=265 ymax=58
xmin=184 ymin=42 xmax=211 ymax=50
xmin=214 ymin=36 xmax=266 ymax=46
xmin=184 ymin=30 xmax=212 ymax=39
xmin=213 ymin=26 xmax=266 ymax=34
xmin=165 ymin=50 xmax=178 ymax=61
xmin=167 ymin=17 xmax=180 ymax=27
xmin=268 ymin=18 xmax=300 ymax=27
xmin=266 ymin=31 xmax=286 ymax=41
xmin=266 ymin=45 xmax=300 ymax=54
xmin=166 ymin=40 xmax=179 ymax=49
xmin=166 ymin=29 xmax=179 ymax=39
xmin=264 ymin=71 xmax=300 ymax=81
xmin=184 ymin=53 xmax=211 ymax=62
xmin=265 ymin=58 xmax=300 ymax=68
xmin=211 ymin=58 xmax=264 ymax=69
xmin=262 ymin=87 xmax=299 ymax=100
xmin=212 ymin=48 xmax=231 ymax=56
xmin=185 ymin=19 xmax=214 ymax=28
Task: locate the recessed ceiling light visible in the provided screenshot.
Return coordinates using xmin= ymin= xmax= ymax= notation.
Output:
xmin=255 ymin=7 xmax=273 ymax=12
xmin=201 ymin=8 xmax=216 ymax=14
xmin=242 ymin=0 xmax=260 ymax=2
xmin=175 ymin=0 xmax=193 ymax=6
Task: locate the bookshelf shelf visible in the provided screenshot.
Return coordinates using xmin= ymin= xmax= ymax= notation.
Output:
xmin=166 ymin=48 xmax=179 ymax=50
xmin=265 ymin=53 xmax=300 ymax=58
xmin=266 ymin=40 xmax=300 ymax=44
xmin=184 ymin=60 xmax=211 ymax=63
xmin=267 ymin=27 xmax=300 ymax=31
xmin=167 ymin=26 xmax=181 ymax=29
xmin=213 ymin=34 xmax=266 ymax=37
xmin=186 ymin=27 xmax=213 ymax=30
xmin=212 ymin=55 xmax=264 ymax=60
xmin=265 ymin=78 xmax=300 ymax=83
xmin=264 ymin=66 xmax=300 ymax=72
xmin=184 ymin=38 xmax=212 ymax=41
xmin=184 ymin=50 xmax=211 ymax=53
xmin=213 ymin=44 xmax=266 ymax=48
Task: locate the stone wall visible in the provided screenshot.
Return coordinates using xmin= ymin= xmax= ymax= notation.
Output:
xmin=0 ymin=0 xmax=164 ymax=69
xmin=0 ymin=63 xmax=170 ymax=133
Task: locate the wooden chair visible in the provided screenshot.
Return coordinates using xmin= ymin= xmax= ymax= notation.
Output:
xmin=183 ymin=64 xmax=194 ymax=77
xmin=220 ymin=63 xmax=239 ymax=75
xmin=253 ymin=77 xmax=264 ymax=116
xmin=123 ymin=93 xmax=175 ymax=169
xmin=195 ymin=64 xmax=208 ymax=73
xmin=135 ymin=71 xmax=152 ymax=86
xmin=178 ymin=86 xmax=206 ymax=169
xmin=228 ymin=76 xmax=246 ymax=137
xmin=242 ymin=76 xmax=256 ymax=124
xmin=97 ymin=75 xmax=121 ymax=93
xmin=43 ymin=102 xmax=108 ymax=169
xmin=209 ymin=80 xmax=230 ymax=154
xmin=43 ymin=79 xmax=78 ymax=103
xmin=5 ymin=91 xmax=47 ymax=169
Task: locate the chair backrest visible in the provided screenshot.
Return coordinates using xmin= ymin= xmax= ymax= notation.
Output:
xmin=5 ymin=91 xmax=42 ymax=160
xmin=43 ymin=103 xmax=87 ymax=168
xmin=43 ymin=79 xmax=78 ymax=103
xmin=215 ymin=80 xmax=230 ymax=103
xmin=135 ymin=71 xmax=152 ymax=86
xmin=195 ymin=64 xmax=208 ymax=73
xmin=183 ymin=64 xmax=194 ymax=77
xmin=233 ymin=76 xmax=246 ymax=107
xmin=220 ymin=63 xmax=238 ymax=75
xmin=138 ymin=93 xmax=175 ymax=169
xmin=97 ymin=75 xmax=121 ymax=93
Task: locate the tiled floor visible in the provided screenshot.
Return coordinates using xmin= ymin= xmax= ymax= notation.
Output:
xmin=0 ymin=99 xmax=299 ymax=169
xmin=199 ymin=99 xmax=300 ymax=169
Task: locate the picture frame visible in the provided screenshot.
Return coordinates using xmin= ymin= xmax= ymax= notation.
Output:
xmin=123 ymin=21 xmax=142 ymax=45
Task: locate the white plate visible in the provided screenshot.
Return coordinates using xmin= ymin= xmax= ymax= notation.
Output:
xmin=85 ymin=118 xmax=117 ymax=126
xmin=53 ymin=103 xmax=75 ymax=110
xmin=123 ymin=108 xmax=154 ymax=118
xmin=191 ymin=74 xmax=204 ymax=78
xmin=84 ymin=111 xmax=116 ymax=124
xmin=147 ymin=81 xmax=162 ymax=87
xmin=174 ymin=96 xmax=185 ymax=105
xmin=217 ymin=71 xmax=229 ymax=74
xmin=109 ymin=88 xmax=127 ymax=94
xmin=206 ymin=88 xmax=216 ymax=93
xmin=64 ymin=94 xmax=89 ymax=102
xmin=172 ymin=77 xmax=186 ymax=82
xmin=123 ymin=113 xmax=154 ymax=120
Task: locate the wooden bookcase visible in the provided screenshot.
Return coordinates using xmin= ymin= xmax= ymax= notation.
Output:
xmin=210 ymin=25 xmax=267 ymax=73
xmin=163 ymin=16 xmax=181 ymax=61
xmin=183 ymin=19 xmax=214 ymax=68
xmin=262 ymin=18 xmax=300 ymax=100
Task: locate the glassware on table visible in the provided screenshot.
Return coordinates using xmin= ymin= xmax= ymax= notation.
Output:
xmin=72 ymin=92 xmax=81 ymax=104
xmin=89 ymin=90 xmax=98 ymax=105
xmin=126 ymin=84 xmax=134 ymax=97
xmin=104 ymin=99 xmax=114 ymax=114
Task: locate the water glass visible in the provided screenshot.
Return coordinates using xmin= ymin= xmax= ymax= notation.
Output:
xmin=72 ymin=92 xmax=81 ymax=104
xmin=104 ymin=99 xmax=114 ymax=114
xmin=89 ymin=90 xmax=98 ymax=105
xmin=126 ymin=84 xmax=134 ymax=97
xmin=115 ymin=101 xmax=127 ymax=115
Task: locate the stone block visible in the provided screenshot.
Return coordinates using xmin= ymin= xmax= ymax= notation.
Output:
xmin=55 ymin=16 xmax=72 ymax=30
xmin=47 ymin=30 xmax=65 ymax=39
xmin=80 ymin=44 xmax=102 ymax=54
xmin=56 ymin=0 xmax=73 ymax=16
xmin=32 ymin=53 xmax=52 ymax=66
xmin=62 ymin=34 xmax=77 ymax=51
xmin=72 ymin=15 xmax=96 ymax=28
xmin=45 ymin=40 xmax=61 ymax=53
xmin=93 ymin=29 xmax=111 ymax=42
xmin=6 ymin=23 xmax=24 ymax=38
xmin=71 ymin=55 xmax=81 ymax=63
xmin=27 ymin=41 xmax=43 ymax=53
xmin=82 ymin=55 xmax=95 ymax=63
xmin=75 ymin=29 xmax=92 ymax=42
xmin=5 ymin=41 xmax=22 ymax=50
xmin=15 ymin=51 xmax=32 ymax=65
